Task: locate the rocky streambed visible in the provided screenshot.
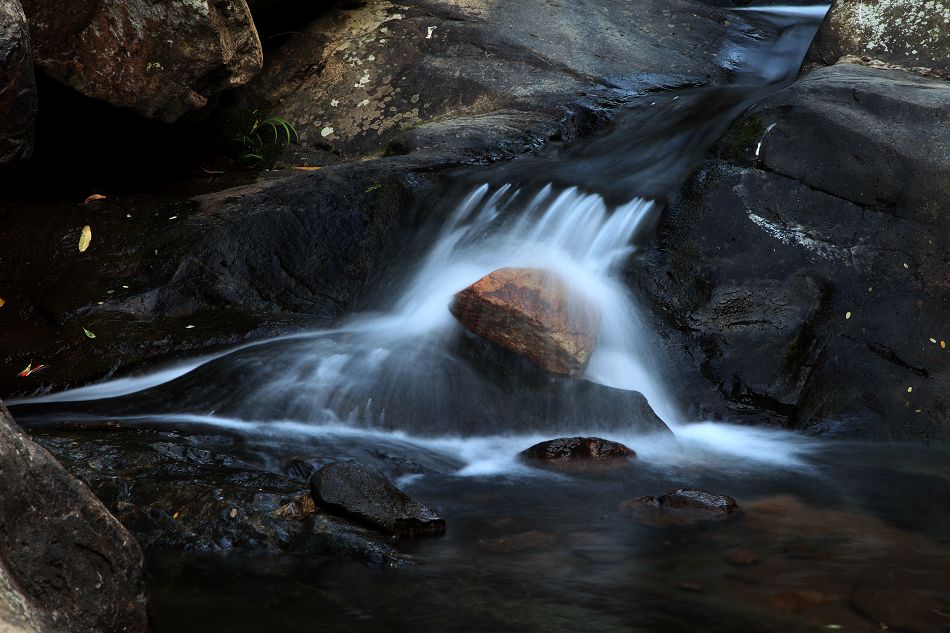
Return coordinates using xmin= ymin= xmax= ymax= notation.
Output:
xmin=1 ymin=0 xmax=949 ymax=632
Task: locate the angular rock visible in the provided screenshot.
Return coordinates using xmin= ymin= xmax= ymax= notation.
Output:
xmin=310 ymin=462 xmax=445 ymax=537
xmin=631 ymin=63 xmax=950 ymax=440
xmin=451 ymin=267 xmax=601 ymax=377
xmin=519 ymin=437 xmax=636 ymax=462
xmin=0 ymin=0 xmax=35 ymax=169
xmin=0 ymin=403 xmax=148 ymax=633
xmin=806 ymin=0 xmax=950 ymax=79
xmin=20 ymin=0 xmax=263 ymax=121
xmin=621 ymin=489 xmax=739 ymax=526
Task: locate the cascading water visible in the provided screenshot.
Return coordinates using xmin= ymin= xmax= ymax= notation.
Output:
xmin=13 ymin=3 xmax=832 ymax=465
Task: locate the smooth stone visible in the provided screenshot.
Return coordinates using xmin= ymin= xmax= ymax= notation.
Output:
xmin=310 ymin=461 xmax=445 ymax=537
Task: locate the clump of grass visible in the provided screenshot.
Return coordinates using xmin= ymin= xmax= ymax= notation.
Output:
xmin=237 ymin=116 xmax=299 ymax=167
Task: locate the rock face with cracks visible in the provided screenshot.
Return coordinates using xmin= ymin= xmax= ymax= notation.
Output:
xmin=451 ymin=267 xmax=601 ymax=377
xmin=631 ymin=63 xmax=950 ymax=440
xmin=0 ymin=404 xmax=148 ymax=633
xmin=19 ymin=0 xmax=263 ymax=121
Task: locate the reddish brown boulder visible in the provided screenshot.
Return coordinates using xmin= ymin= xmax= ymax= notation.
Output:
xmin=450 ymin=267 xmax=600 ymax=377
xmin=20 ymin=0 xmax=263 ymax=121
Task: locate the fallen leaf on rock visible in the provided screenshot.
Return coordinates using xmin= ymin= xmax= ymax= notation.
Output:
xmin=0 ymin=297 xmax=5 ymax=308
xmin=292 ymin=166 xmax=322 ymax=171
xmin=84 ymin=193 xmax=107 ymax=204
xmin=78 ymin=225 xmax=92 ymax=252
xmin=185 ymin=325 xmax=195 ymax=329
xmin=82 ymin=327 xmax=96 ymax=339
xmin=18 ymin=363 xmax=48 ymax=377
xmin=845 ymin=311 xmax=852 ymax=319
xmin=942 ymin=341 xmax=947 ymax=349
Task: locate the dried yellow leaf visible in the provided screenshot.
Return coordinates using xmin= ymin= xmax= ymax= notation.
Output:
xmin=845 ymin=311 xmax=851 ymax=320
xmin=0 ymin=297 xmax=5 ymax=308
xmin=907 ymin=387 xmax=913 ymax=393
xmin=78 ymin=225 xmax=92 ymax=252
xmin=942 ymin=341 xmax=947 ymax=349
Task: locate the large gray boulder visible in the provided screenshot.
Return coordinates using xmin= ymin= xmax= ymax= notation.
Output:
xmin=0 ymin=403 xmax=148 ymax=633
xmin=19 ymin=0 xmax=263 ymax=121
xmin=631 ymin=63 xmax=950 ymax=440
xmin=807 ymin=0 xmax=950 ymax=79
xmin=0 ymin=0 xmax=36 ymax=169
xmin=230 ymin=0 xmax=736 ymax=159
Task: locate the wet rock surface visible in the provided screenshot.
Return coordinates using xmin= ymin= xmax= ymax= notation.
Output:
xmin=519 ymin=437 xmax=635 ymax=463
xmin=0 ymin=0 xmax=35 ymax=170
xmin=20 ymin=0 xmax=263 ymax=121
xmin=310 ymin=462 xmax=445 ymax=537
xmin=451 ymin=268 xmax=601 ymax=377
xmin=632 ymin=63 xmax=950 ymax=440
xmin=621 ymin=489 xmax=739 ymax=526
xmin=230 ymin=0 xmax=735 ymax=161
xmin=806 ymin=0 xmax=950 ymax=79
xmin=0 ymin=404 xmax=149 ymax=633
xmin=0 ymin=161 xmax=431 ymax=399
xmin=27 ymin=423 xmax=426 ymax=566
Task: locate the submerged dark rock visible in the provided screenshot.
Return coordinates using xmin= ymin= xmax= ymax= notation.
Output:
xmin=631 ymin=63 xmax=950 ymax=440
xmin=310 ymin=461 xmax=445 ymax=537
xmin=519 ymin=437 xmax=636 ymax=463
xmin=0 ymin=0 xmax=35 ymax=170
xmin=621 ymin=489 xmax=739 ymax=526
xmin=0 ymin=403 xmax=149 ymax=633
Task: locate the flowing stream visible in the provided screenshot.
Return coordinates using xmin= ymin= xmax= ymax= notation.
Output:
xmin=10 ymin=4 xmax=950 ymax=632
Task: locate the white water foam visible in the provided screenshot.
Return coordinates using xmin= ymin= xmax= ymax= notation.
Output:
xmin=107 ymin=413 xmax=819 ymax=476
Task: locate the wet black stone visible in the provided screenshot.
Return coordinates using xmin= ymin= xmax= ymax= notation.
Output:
xmin=310 ymin=461 xmax=445 ymax=537
xmin=519 ymin=437 xmax=636 ymax=462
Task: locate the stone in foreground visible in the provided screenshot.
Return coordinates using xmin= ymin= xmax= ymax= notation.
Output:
xmin=450 ymin=267 xmax=601 ymax=377
xmin=20 ymin=0 xmax=263 ymax=121
xmin=621 ymin=489 xmax=739 ymax=526
xmin=310 ymin=462 xmax=445 ymax=537
xmin=0 ymin=403 xmax=148 ymax=633
xmin=520 ymin=437 xmax=636 ymax=462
